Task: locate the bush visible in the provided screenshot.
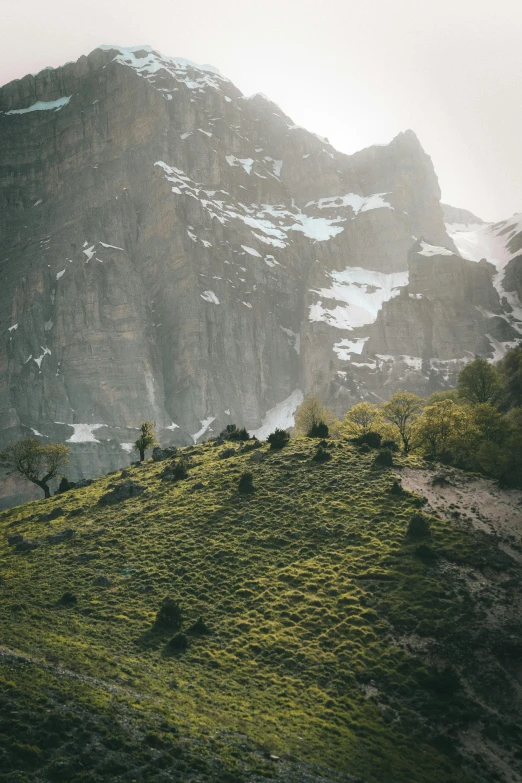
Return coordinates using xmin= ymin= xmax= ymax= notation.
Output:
xmin=312 ymin=446 xmax=332 ymax=463
xmin=166 ymin=633 xmax=188 ymax=653
xmin=407 ymin=514 xmax=431 ymax=539
xmin=381 ymin=439 xmax=399 ymax=452
xmin=172 ymin=459 xmax=188 ymax=480
xmin=357 ymin=431 xmax=382 ymax=448
xmin=238 ymin=471 xmax=255 ymax=494
xmin=359 ymin=443 xmax=371 ymax=454
xmin=187 ymin=617 xmax=210 ymax=635
xmin=307 ymin=421 xmax=329 ymax=438
xmin=374 ymin=448 xmax=393 ymax=467
xmin=221 ymin=424 xmax=250 ymax=441
xmin=267 ymin=428 xmax=290 ymax=450
xmin=389 ymin=479 xmax=404 ymax=495
xmin=155 ymin=598 xmax=183 ymax=631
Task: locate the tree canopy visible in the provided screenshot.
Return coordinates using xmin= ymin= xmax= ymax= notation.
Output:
xmin=0 ymin=438 xmax=70 ymax=498
xmin=134 ymin=421 xmax=159 ymax=461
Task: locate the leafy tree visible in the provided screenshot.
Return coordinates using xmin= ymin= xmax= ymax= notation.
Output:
xmin=344 ymin=402 xmax=380 ymax=434
xmin=134 ymin=421 xmax=158 ymax=462
xmin=382 ymin=392 xmax=424 ymax=453
xmin=415 ymin=400 xmax=475 ymax=458
xmin=498 ymin=345 xmax=522 ymax=409
xmin=220 ymin=424 xmax=250 ymax=441
xmin=458 ymin=358 xmax=502 ymax=405
xmin=471 ymin=403 xmax=510 ymax=444
xmin=0 ymin=437 xmax=70 ymax=498
xmin=294 ymin=396 xmax=336 ymax=437
xmin=267 ymin=428 xmax=290 ymax=450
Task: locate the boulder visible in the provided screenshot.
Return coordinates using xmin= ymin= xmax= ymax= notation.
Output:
xmin=152 ymin=446 xmax=178 ymax=462
xmin=219 ymin=448 xmax=237 ymax=459
xmin=98 ymin=480 xmax=145 ymax=505
xmin=47 ymin=529 xmax=77 ymax=544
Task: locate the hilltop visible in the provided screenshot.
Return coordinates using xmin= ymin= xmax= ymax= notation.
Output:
xmin=1 ymin=436 xmax=521 ymax=782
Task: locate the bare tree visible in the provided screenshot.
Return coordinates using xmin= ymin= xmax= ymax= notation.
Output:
xmin=0 ymin=437 xmax=70 ymax=498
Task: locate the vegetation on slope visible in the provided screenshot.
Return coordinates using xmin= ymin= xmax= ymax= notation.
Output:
xmin=1 ymin=436 xmax=521 ymax=783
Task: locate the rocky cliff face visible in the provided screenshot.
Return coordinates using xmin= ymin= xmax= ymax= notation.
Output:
xmin=1 ymin=44 xmax=520 ymax=506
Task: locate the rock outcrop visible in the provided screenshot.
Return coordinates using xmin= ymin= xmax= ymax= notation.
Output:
xmin=0 ymin=44 xmax=520 ymax=506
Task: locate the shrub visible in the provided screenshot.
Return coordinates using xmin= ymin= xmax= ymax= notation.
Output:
xmin=389 ymin=479 xmax=404 ymax=495
xmin=267 ymin=428 xmax=290 ymax=450
xmin=187 ymin=617 xmax=210 ymax=635
xmin=171 ymin=459 xmax=188 ymax=480
xmin=155 ymin=598 xmax=183 ymax=631
xmin=357 ymin=431 xmax=382 ymax=448
xmin=307 ymin=421 xmax=329 ymax=438
xmin=407 ymin=514 xmax=431 ymax=539
xmin=359 ymin=443 xmax=371 ymax=454
xmin=221 ymin=424 xmax=250 ymax=441
xmin=374 ymin=448 xmax=393 ymax=467
xmin=166 ymin=633 xmax=188 ymax=653
xmin=312 ymin=446 xmax=331 ymax=463
xmin=381 ymin=438 xmax=399 ymax=452
xmin=238 ymin=471 xmax=255 ymax=494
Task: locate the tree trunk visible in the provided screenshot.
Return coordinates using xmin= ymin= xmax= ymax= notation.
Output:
xmin=34 ymin=480 xmax=51 ymax=498
xmin=139 ymin=448 xmax=145 ymax=462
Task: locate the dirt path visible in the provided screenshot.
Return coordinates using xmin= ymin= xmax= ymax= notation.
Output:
xmin=397 ymin=466 xmax=522 ymax=561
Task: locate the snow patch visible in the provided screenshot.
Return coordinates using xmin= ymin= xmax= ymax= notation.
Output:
xmin=56 ymin=269 xmax=66 ymax=280
xmin=309 ymin=267 xmax=409 ymax=330
xmin=333 ymin=337 xmax=369 ymax=361
xmin=8 ymin=324 xmax=18 ymax=333
xmin=417 ymin=241 xmax=454 ymax=257
xmin=279 ymin=326 xmax=300 ymax=354
xmin=308 ymin=192 xmax=393 ymax=216
xmin=201 ymin=290 xmax=220 ymax=304
xmin=249 ymin=389 xmax=304 ymax=440
xmin=192 ymin=416 xmax=215 ymax=443
xmin=65 ymin=423 xmax=105 ymax=443
xmin=5 ymin=97 xmax=71 ymax=115
xmin=34 ymin=347 xmax=51 ymax=369
xmin=241 ymin=245 xmax=262 ymax=257
xmin=120 ymin=442 xmax=134 ymax=453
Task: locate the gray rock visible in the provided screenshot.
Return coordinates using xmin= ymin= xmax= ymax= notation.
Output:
xmin=152 ymin=446 xmax=178 ymax=462
xmin=248 ymin=451 xmax=266 ymax=463
xmin=16 ymin=540 xmax=39 ymax=552
xmin=98 ymin=480 xmax=145 ymax=505
xmin=8 ymin=533 xmax=24 ymax=546
xmin=219 ymin=448 xmax=237 ymax=459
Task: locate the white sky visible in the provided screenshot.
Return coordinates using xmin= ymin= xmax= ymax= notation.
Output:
xmin=1 ymin=0 xmax=521 ymax=222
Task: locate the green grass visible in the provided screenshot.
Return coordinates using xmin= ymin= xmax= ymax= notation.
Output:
xmin=0 ymin=438 xmax=520 ymax=782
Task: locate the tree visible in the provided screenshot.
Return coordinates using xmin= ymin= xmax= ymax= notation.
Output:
xmin=498 ymin=345 xmax=522 ymax=409
xmin=458 ymin=358 xmax=502 ymax=405
xmin=415 ymin=400 xmax=475 ymax=458
xmin=294 ymin=396 xmax=336 ymax=437
xmin=343 ymin=402 xmax=380 ymax=435
xmin=381 ymin=392 xmax=424 ymax=453
xmin=471 ymin=403 xmax=510 ymax=444
xmin=134 ymin=421 xmax=158 ymax=462
xmin=0 ymin=437 xmax=70 ymax=498
xmin=267 ymin=428 xmax=290 ymax=450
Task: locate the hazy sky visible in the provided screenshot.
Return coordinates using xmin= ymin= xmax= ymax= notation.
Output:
xmin=2 ymin=0 xmax=521 ymax=221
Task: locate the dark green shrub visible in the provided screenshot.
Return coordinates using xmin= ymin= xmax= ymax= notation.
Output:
xmin=381 ymin=439 xmax=399 ymax=452
xmin=221 ymin=424 xmax=250 ymax=441
xmin=187 ymin=617 xmax=210 ymax=635
xmin=424 ymin=666 xmax=461 ymax=697
xmin=307 ymin=421 xmax=329 ymax=438
xmin=155 ymin=598 xmax=183 ymax=630
xmin=359 ymin=443 xmax=371 ymax=454
xmin=374 ymin=448 xmax=393 ymax=467
xmin=166 ymin=633 xmax=188 ymax=653
xmin=415 ymin=544 xmax=438 ymax=564
xmin=58 ymin=592 xmax=77 ymax=606
xmin=312 ymin=446 xmax=332 ymax=463
xmin=390 ymin=479 xmax=404 ymax=495
xmin=238 ymin=471 xmax=255 ymax=493
xmin=358 ymin=431 xmax=382 ymax=448
xmin=267 ymin=428 xmax=290 ymax=450
xmin=172 ymin=459 xmax=188 ymax=480
xmin=407 ymin=514 xmax=431 ymax=539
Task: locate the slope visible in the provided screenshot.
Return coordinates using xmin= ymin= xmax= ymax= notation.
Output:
xmin=1 ymin=438 xmax=521 ymax=783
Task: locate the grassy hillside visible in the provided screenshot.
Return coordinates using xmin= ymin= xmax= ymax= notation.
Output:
xmin=1 ymin=437 xmax=521 ymax=783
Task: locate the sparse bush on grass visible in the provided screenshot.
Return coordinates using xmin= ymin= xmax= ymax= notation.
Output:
xmin=238 ymin=471 xmax=255 ymax=493
xmin=374 ymin=449 xmax=393 ymax=467
xmin=267 ymin=428 xmax=290 ymax=450
xmin=312 ymin=446 xmax=331 ymax=463
xmin=154 ymin=598 xmax=183 ymax=631
xmin=356 ymin=431 xmax=382 ymax=449
xmin=172 ymin=459 xmax=188 ymax=480
xmin=359 ymin=443 xmax=371 ymax=454
xmin=381 ymin=439 xmax=400 ymax=452
xmin=220 ymin=424 xmax=250 ymax=441
xmin=187 ymin=617 xmax=210 ymax=635
xmin=166 ymin=633 xmax=188 ymax=653
xmin=407 ymin=514 xmax=431 ymax=539
xmin=308 ymin=421 xmax=329 ymax=438
xmin=389 ymin=479 xmax=404 ymax=495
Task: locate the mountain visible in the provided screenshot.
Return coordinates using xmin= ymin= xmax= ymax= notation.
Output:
xmin=1 ymin=44 xmax=521 ymax=507
xmin=1 ymin=438 xmax=521 ymax=783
